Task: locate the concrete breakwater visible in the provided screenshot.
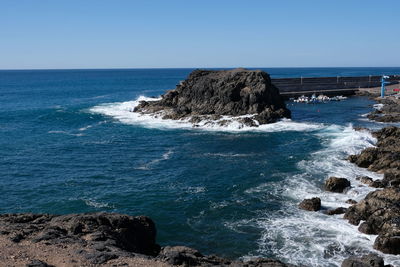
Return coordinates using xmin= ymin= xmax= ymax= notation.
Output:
xmin=273 ymin=75 xmax=400 ymax=99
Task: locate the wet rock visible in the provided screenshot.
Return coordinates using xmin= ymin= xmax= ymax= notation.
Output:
xmin=349 ymin=127 xmax=400 ymax=173
xmin=26 ymin=260 xmax=55 ymax=267
xmin=367 ymin=97 xmax=400 ymax=123
xmin=326 ymin=207 xmax=347 ymax=215
xmin=346 ymin=199 xmax=358 ymax=205
xmin=374 ymin=233 xmax=400 ymax=255
xmin=341 ymin=253 xmax=385 ymax=267
xmin=157 ymin=246 xmax=296 ymax=266
xmin=298 ymin=197 xmax=321 ymax=211
xmin=356 ymin=176 xmax=374 ymax=186
xmin=134 ymin=68 xmax=291 ymax=125
xmin=324 ymin=177 xmax=351 ymax=193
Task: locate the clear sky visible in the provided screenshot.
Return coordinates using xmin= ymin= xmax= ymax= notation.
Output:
xmin=1 ymin=0 xmax=399 ymax=69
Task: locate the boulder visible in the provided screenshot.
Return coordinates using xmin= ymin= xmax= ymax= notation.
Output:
xmin=298 ymin=197 xmax=321 ymax=211
xmin=134 ymin=68 xmax=291 ymax=126
xmin=374 ymin=233 xmax=400 ymax=255
xmin=326 ymin=207 xmax=347 ymax=215
xmin=341 ymin=253 xmax=385 ymax=267
xmin=324 ymin=177 xmax=351 ymax=193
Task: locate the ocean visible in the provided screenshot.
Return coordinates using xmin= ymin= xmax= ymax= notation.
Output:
xmin=1 ymin=67 xmax=400 ymax=267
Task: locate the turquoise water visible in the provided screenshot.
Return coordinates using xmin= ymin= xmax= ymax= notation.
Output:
xmin=1 ymin=68 xmax=400 ymax=266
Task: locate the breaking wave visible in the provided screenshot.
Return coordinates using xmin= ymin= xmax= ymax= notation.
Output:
xmin=89 ymin=96 xmax=322 ymax=132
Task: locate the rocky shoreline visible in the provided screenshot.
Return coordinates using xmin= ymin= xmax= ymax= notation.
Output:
xmin=300 ymin=125 xmax=400 ymax=266
xmin=0 ymin=212 xmax=295 ymax=267
xmin=367 ymin=96 xmax=400 ymax=123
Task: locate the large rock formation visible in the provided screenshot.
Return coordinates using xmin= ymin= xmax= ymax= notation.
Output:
xmin=0 ymin=212 xmax=296 ymax=266
xmin=134 ymin=68 xmax=291 ymax=126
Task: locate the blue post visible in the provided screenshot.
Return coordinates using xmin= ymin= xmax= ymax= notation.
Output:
xmin=381 ymin=75 xmax=390 ymax=98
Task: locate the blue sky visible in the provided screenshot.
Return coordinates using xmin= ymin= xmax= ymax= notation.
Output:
xmin=1 ymin=0 xmax=399 ymax=69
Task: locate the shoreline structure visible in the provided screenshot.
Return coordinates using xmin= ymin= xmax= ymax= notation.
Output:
xmin=1 ymin=69 xmax=399 ymax=267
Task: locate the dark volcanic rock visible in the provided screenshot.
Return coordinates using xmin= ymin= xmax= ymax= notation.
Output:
xmin=26 ymin=260 xmax=55 ymax=267
xmin=0 ymin=212 xmax=298 ymax=266
xmin=157 ymin=246 xmax=296 ymax=267
xmin=134 ymin=68 xmax=291 ymax=126
xmin=349 ymin=127 xmax=400 ymax=173
xmin=367 ymin=97 xmax=400 ymax=123
xmin=344 ymin=188 xmax=400 ymax=255
xmin=324 ymin=177 xmax=351 ymax=193
xmin=341 ymin=253 xmax=386 ymax=267
xmin=326 ymin=207 xmax=347 ymax=215
xmin=298 ymin=197 xmax=321 ymax=211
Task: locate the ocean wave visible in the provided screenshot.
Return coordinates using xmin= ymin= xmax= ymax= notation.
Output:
xmin=89 ymin=96 xmax=323 ymax=132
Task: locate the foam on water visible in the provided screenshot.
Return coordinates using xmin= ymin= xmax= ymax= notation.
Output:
xmin=89 ymin=96 xmax=322 ymax=132
xmin=135 ymin=149 xmax=173 ymax=170
xmin=239 ymin=125 xmax=399 ymax=266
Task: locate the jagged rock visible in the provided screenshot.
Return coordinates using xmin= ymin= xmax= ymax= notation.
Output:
xmin=298 ymin=197 xmax=321 ymax=211
xmin=374 ymin=233 xmax=400 ymax=255
xmin=326 ymin=207 xmax=347 ymax=215
xmin=324 ymin=177 xmax=351 ymax=193
xmin=0 ymin=212 xmax=298 ymax=266
xmin=341 ymin=253 xmax=386 ymax=267
xmin=346 ymin=199 xmax=358 ymax=205
xmin=134 ymin=68 xmax=291 ymax=126
xmin=349 ymin=127 xmax=400 ymax=173
xmin=367 ymin=97 xmax=400 ymax=123
xmin=344 ymin=188 xmax=400 ymax=255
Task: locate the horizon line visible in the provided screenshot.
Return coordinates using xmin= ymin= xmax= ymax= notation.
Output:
xmin=1 ymin=66 xmax=400 ymax=71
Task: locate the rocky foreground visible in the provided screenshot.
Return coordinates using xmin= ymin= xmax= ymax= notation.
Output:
xmin=0 ymin=212 xmax=295 ymax=267
xmin=134 ymin=68 xmax=291 ymax=126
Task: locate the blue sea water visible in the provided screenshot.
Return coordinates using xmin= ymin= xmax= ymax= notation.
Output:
xmin=1 ymin=68 xmax=400 ymax=267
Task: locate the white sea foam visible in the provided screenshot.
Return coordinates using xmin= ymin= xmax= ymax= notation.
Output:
xmin=48 ymin=130 xmax=84 ymax=137
xmin=240 ymin=124 xmax=399 ymax=266
xmin=83 ymin=199 xmax=114 ymax=209
xmin=135 ymin=149 xmax=173 ymax=170
xmin=89 ymin=96 xmax=323 ymax=132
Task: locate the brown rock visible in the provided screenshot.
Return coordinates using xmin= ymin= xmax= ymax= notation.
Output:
xmin=324 ymin=177 xmax=351 ymax=193
xmin=298 ymin=197 xmax=321 ymax=211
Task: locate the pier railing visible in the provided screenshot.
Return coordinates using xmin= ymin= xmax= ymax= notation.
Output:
xmin=272 ymin=75 xmax=400 ymax=98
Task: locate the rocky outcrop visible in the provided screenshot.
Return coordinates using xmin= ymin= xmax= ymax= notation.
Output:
xmin=134 ymin=68 xmax=291 ymax=126
xmin=367 ymin=97 xmax=400 ymax=123
xmin=348 ymin=127 xmax=400 ymax=174
xmin=344 ymin=185 xmax=400 ymax=255
xmin=324 ymin=177 xmax=351 ymax=193
xmin=0 ymin=212 xmax=295 ymax=266
xmin=341 ymin=253 xmax=389 ymax=267
xmin=298 ymin=197 xmax=321 ymax=211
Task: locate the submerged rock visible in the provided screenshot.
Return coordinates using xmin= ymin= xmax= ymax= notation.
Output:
xmin=324 ymin=177 xmax=351 ymax=193
xmin=298 ymin=197 xmax=321 ymax=211
xmin=134 ymin=68 xmax=291 ymax=126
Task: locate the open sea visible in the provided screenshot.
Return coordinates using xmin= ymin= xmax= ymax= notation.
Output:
xmin=1 ymin=67 xmax=400 ymax=267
